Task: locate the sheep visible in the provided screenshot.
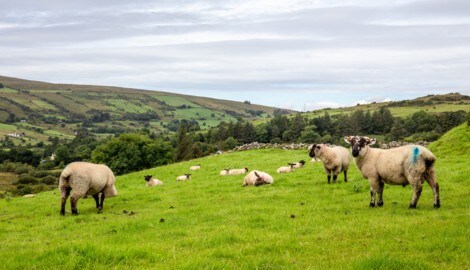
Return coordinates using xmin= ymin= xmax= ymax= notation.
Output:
xmin=190 ymin=164 xmax=201 ymax=171
xmin=59 ymin=162 xmax=117 ymax=215
xmin=344 ymin=136 xmax=440 ymax=208
xmin=228 ymin=167 xmax=249 ymax=175
xmin=220 ymin=168 xmax=230 ymax=175
xmin=309 ymin=143 xmax=350 ymax=184
xmin=176 ymin=174 xmax=191 ymax=181
xmin=277 ymin=163 xmax=296 ymax=173
xmin=292 ymin=160 xmax=306 ymax=168
xmin=144 ymin=175 xmax=163 ymax=186
xmin=243 ymin=170 xmax=274 ymax=187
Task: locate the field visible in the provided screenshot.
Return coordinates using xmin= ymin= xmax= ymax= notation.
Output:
xmin=0 ymin=124 xmax=468 ymax=269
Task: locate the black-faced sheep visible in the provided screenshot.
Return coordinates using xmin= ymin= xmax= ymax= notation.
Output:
xmin=144 ymin=175 xmax=163 ymax=186
xmin=292 ymin=160 xmax=306 ymax=168
xmin=228 ymin=167 xmax=249 ymax=175
xmin=220 ymin=168 xmax=230 ymax=176
xmin=277 ymin=163 xmax=295 ymax=173
xmin=243 ymin=170 xmax=274 ymax=187
xmin=344 ymin=136 xmax=440 ymax=208
xmin=176 ymin=174 xmax=191 ymax=181
xmin=59 ymin=162 xmax=117 ymax=215
xmin=309 ymin=143 xmax=350 ymax=184
xmin=190 ymin=164 xmax=201 ymax=171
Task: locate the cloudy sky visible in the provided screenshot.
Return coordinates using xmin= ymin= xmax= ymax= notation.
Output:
xmin=1 ymin=0 xmax=469 ymax=111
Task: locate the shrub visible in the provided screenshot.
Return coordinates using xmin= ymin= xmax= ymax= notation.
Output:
xmin=17 ymin=175 xmax=39 ymax=185
xmin=16 ymin=185 xmax=33 ymax=195
xmin=14 ymin=166 xmax=31 ymax=175
xmin=41 ymin=175 xmax=57 ymax=185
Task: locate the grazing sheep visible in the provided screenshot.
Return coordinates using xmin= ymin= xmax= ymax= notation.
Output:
xmin=309 ymin=143 xmax=350 ymax=184
xmin=243 ymin=170 xmax=274 ymax=187
xmin=228 ymin=167 xmax=249 ymax=175
xmin=220 ymin=168 xmax=230 ymax=176
xmin=144 ymin=175 xmax=163 ymax=186
xmin=277 ymin=163 xmax=296 ymax=173
xmin=344 ymin=136 xmax=440 ymax=208
xmin=59 ymin=162 xmax=117 ymax=215
xmin=176 ymin=174 xmax=191 ymax=181
xmin=292 ymin=160 xmax=306 ymax=168
xmin=190 ymin=164 xmax=201 ymax=171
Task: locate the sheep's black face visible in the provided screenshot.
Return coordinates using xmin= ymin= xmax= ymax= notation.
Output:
xmin=349 ymin=137 xmax=368 ymax=157
xmin=144 ymin=175 xmax=152 ymax=182
xmin=309 ymin=144 xmax=318 ymax=158
xmin=254 ymin=178 xmax=265 ymax=186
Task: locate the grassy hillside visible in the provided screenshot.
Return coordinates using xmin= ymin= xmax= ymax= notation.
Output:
xmin=0 ymin=124 xmax=468 ymax=269
xmin=0 ymin=75 xmax=283 ymax=145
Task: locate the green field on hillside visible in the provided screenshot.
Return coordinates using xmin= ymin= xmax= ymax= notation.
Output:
xmin=0 ymin=124 xmax=468 ymax=269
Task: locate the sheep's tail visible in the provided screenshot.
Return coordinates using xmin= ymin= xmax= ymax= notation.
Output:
xmin=421 ymin=149 xmax=440 ymax=208
xmin=59 ymin=166 xmax=73 ymax=183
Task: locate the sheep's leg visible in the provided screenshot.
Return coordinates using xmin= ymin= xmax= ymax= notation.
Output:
xmin=377 ymin=181 xmax=384 ymax=207
xmin=409 ymin=182 xmax=423 ymax=209
xmin=92 ymin=194 xmax=100 ymax=209
xmin=60 ymin=187 xmax=71 ymax=215
xmin=98 ymin=193 xmax=105 ymax=213
xmin=425 ymin=168 xmax=440 ymax=208
xmin=343 ymin=170 xmax=348 ymax=182
xmin=327 ymin=174 xmax=331 ymax=184
xmin=369 ymin=179 xmax=379 ymax=207
xmin=332 ymin=174 xmax=337 ymax=183
xmin=70 ymin=194 xmax=80 ymax=215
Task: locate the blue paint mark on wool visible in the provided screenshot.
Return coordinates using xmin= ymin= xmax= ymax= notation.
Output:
xmin=412 ymin=147 xmax=419 ymax=164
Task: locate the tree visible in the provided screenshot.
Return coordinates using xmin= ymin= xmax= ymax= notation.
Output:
xmin=299 ymin=125 xmax=321 ymax=143
xmin=175 ymin=126 xmax=194 ymax=161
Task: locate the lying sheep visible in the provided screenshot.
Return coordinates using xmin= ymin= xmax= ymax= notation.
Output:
xmin=229 ymin=167 xmax=249 ymax=175
xmin=176 ymin=174 xmax=191 ymax=181
xmin=144 ymin=175 xmax=163 ymax=186
xmin=243 ymin=170 xmax=274 ymax=187
xmin=59 ymin=162 xmax=117 ymax=215
xmin=292 ymin=160 xmax=306 ymax=168
xmin=309 ymin=143 xmax=350 ymax=184
xmin=220 ymin=168 xmax=230 ymax=176
xmin=344 ymin=136 xmax=440 ymax=208
xmin=190 ymin=164 xmax=201 ymax=171
xmin=277 ymin=163 xmax=295 ymax=173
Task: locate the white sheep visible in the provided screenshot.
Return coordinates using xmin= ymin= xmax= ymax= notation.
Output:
xmin=344 ymin=136 xmax=440 ymax=208
xmin=277 ymin=163 xmax=295 ymax=173
xmin=144 ymin=175 xmax=163 ymax=186
xmin=309 ymin=143 xmax=350 ymax=184
xmin=228 ymin=167 xmax=249 ymax=175
xmin=176 ymin=174 xmax=191 ymax=181
xmin=220 ymin=168 xmax=230 ymax=175
xmin=190 ymin=164 xmax=201 ymax=171
xmin=59 ymin=162 xmax=117 ymax=215
xmin=243 ymin=170 xmax=274 ymax=187
xmin=292 ymin=160 xmax=306 ymax=168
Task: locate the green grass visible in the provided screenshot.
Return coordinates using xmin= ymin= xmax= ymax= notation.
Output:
xmin=152 ymin=95 xmax=201 ymax=108
xmin=0 ymin=123 xmax=17 ymax=131
xmin=0 ymin=124 xmax=469 ymax=269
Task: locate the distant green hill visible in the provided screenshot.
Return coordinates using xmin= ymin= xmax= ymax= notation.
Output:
xmin=0 ymin=75 xmax=288 ymax=146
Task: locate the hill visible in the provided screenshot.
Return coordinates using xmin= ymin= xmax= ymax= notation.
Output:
xmin=0 ymin=124 xmax=468 ymax=268
xmin=0 ymin=75 xmax=288 ymax=146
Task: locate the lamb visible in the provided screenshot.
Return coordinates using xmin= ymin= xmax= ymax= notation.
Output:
xmin=59 ymin=162 xmax=117 ymax=215
xmin=144 ymin=175 xmax=163 ymax=186
xmin=243 ymin=170 xmax=274 ymax=187
xmin=344 ymin=136 xmax=440 ymax=208
xmin=176 ymin=174 xmax=191 ymax=181
xmin=277 ymin=163 xmax=295 ymax=173
xmin=220 ymin=168 xmax=230 ymax=176
xmin=292 ymin=160 xmax=306 ymax=168
xmin=309 ymin=143 xmax=350 ymax=184
xmin=228 ymin=167 xmax=249 ymax=175
xmin=190 ymin=164 xmax=201 ymax=171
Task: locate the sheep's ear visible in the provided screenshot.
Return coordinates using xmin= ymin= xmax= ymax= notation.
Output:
xmin=254 ymin=171 xmax=260 ymax=177
xmin=344 ymin=136 xmax=352 ymax=144
xmin=369 ymin=138 xmax=377 ymax=145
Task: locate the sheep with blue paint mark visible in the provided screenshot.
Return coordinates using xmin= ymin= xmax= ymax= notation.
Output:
xmin=344 ymin=136 xmax=440 ymax=209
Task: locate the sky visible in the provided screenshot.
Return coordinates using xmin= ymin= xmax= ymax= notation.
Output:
xmin=1 ymin=0 xmax=469 ymax=111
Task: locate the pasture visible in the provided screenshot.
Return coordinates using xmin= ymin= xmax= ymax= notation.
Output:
xmin=0 ymin=125 xmax=469 ymax=269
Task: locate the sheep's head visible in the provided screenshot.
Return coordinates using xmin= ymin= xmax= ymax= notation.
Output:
xmin=244 ymin=167 xmax=249 ymax=172
xmin=144 ymin=175 xmax=152 ymax=182
xmin=344 ymin=136 xmax=376 ymax=157
xmin=309 ymin=144 xmax=325 ymax=158
xmin=254 ymin=171 xmax=266 ymax=186
xmin=299 ymin=160 xmax=306 ymax=165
